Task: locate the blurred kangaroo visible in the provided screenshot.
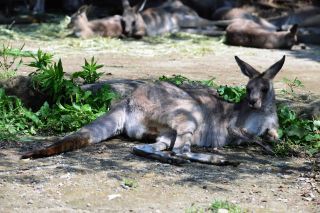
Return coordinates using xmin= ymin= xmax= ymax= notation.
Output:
xmin=226 ymin=19 xmax=298 ymax=49
xmin=268 ymin=6 xmax=320 ymax=45
xmin=121 ymin=0 xmax=227 ymax=38
xmin=68 ymin=5 xmax=123 ymax=39
xmin=212 ymin=7 xmax=277 ymax=31
xmin=211 ymin=6 xmax=298 ymax=49
xmin=22 ymin=56 xmax=285 ymax=165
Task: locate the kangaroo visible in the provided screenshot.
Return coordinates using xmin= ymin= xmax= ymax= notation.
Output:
xmin=121 ymin=0 xmax=227 ymax=38
xmin=68 ymin=5 xmax=123 ymax=39
xmin=21 ymin=56 xmax=284 ymax=165
xmin=268 ymin=6 xmax=320 ymax=45
xmin=212 ymin=7 xmax=278 ymax=31
xmin=226 ymin=19 xmax=298 ymax=49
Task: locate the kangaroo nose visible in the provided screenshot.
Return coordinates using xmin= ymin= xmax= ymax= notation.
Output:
xmin=249 ymin=99 xmax=257 ymax=106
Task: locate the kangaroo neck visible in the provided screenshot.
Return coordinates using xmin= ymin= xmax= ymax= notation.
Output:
xmin=235 ymin=95 xmax=276 ymax=116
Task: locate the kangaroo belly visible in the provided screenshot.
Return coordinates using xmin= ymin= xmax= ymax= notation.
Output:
xmin=243 ymin=114 xmax=271 ymax=136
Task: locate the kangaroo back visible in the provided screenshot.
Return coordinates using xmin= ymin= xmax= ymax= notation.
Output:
xmin=121 ymin=0 xmax=228 ymax=37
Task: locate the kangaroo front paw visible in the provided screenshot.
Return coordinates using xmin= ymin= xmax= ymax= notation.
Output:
xmin=266 ymin=129 xmax=279 ymax=142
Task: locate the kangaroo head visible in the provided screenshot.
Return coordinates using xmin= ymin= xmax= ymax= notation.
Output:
xmin=280 ymin=24 xmax=298 ymax=49
xmin=68 ymin=5 xmax=89 ymax=29
xmin=235 ymin=56 xmax=285 ymax=109
xmin=121 ymin=0 xmax=147 ymax=38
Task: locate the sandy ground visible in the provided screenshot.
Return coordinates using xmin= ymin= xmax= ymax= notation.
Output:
xmin=0 ymin=35 xmax=320 ymax=212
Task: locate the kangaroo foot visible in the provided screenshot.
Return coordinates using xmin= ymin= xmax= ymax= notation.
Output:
xmin=176 ymin=152 xmax=240 ymax=166
xmin=132 ymin=144 xmax=189 ymax=165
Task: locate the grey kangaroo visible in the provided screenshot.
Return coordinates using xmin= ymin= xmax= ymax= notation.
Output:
xmin=68 ymin=5 xmax=123 ymax=39
xmin=121 ymin=0 xmax=227 ymax=38
xmin=225 ymin=19 xmax=298 ymax=49
xmin=22 ymin=56 xmax=285 ymax=165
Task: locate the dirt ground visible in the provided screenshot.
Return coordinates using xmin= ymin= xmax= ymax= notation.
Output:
xmin=0 ymin=35 xmax=320 ymax=212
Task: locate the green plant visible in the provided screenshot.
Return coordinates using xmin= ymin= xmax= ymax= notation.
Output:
xmin=28 ymin=49 xmax=53 ymax=71
xmin=276 ymin=105 xmax=320 ymax=156
xmin=281 ymin=77 xmax=304 ymax=97
xmin=185 ymin=205 xmax=205 ymax=213
xmin=159 ymin=75 xmax=217 ymax=88
xmin=0 ymin=44 xmax=24 ymax=79
xmin=72 ymin=57 xmax=104 ymax=84
xmin=159 ymin=75 xmax=245 ymax=102
xmin=217 ymin=85 xmax=246 ymax=103
xmin=0 ymin=88 xmax=41 ymax=141
xmin=209 ymin=200 xmax=243 ymax=213
xmin=30 ymin=59 xmax=66 ymax=101
xmin=1 ymin=50 xmax=117 ymax=136
xmin=123 ymin=178 xmax=138 ymax=188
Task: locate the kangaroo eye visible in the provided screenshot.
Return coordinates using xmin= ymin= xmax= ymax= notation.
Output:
xmin=247 ymin=88 xmax=251 ymax=93
xmin=262 ymin=87 xmax=268 ymax=93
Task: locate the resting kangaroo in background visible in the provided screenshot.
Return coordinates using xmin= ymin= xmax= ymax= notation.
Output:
xmin=212 ymin=7 xmax=278 ymax=31
xmin=22 ymin=56 xmax=285 ymax=165
xmin=226 ymin=19 xmax=298 ymax=49
xmin=121 ymin=0 xmax=227 ymax=38
xmin=68 ymin=5 xmax=123 ymax=39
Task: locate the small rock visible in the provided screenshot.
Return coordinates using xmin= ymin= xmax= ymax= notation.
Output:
xmin=121 ymin=183 xmax=130 ymax=190
xmin=302 ymin=197 xmax=314 ymax=202
xmin=217 ymin=209 xmax=229 ymax=213
xmin=108 ymin=194 xmax=121 ymax=200
xmin=276 ymin=198 xmax=288 ymax=203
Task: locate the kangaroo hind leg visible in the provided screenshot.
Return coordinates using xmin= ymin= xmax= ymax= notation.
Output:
xmin=173 ymin=133 xmax=240 ymax=166
xmin=132 ymin=131 xmax=189 ymax=165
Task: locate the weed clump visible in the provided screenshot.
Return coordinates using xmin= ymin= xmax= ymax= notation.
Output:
xmin=0 ymin=49 xmax=117 ymax=139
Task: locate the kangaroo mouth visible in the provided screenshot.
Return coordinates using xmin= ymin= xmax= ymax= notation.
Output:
xmin=248 ymin=102 xmax=261 ymax=109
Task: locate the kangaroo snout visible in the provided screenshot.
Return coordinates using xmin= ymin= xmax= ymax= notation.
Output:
xmin=248 ymin=99 xmax=261 ymax=109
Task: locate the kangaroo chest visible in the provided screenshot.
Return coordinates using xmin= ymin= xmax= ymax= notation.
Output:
xmin=239 ymin=112 xmax=274 ymax=136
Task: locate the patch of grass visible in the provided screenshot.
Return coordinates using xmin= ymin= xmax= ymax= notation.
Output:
xmin=159 ymin=74 xmax=246 ymax=103
xmin=0 ymin=44 xmax=25 ymax=79
xmin=276 ymin=105 xmax=320 ymax=156
xmin=185 ymin=205 xmax=205 ymax=213
xmin=217 ymin=85 xmax=246 ymax=103
xmin=281 ymin=77 xmax=304 ymax=98
xmin=0 ymin=50 xmax=117 ymax=139
xmin=209 ymin=200 xmax=244 ymax=213
xmin=0 ymin=16 xmax=71 ymax=41
xmin=0 ymin=88 xmax=40 ymax=141
xmin=71 ymin=56 xmax=104 ymax=84
xmin=123 ymin=178 xmax=138 ymax=188
xmin=140 ymin=32 xmax=221 ymax=56
xmin=185 ymin=200 xmax=244 ymax=213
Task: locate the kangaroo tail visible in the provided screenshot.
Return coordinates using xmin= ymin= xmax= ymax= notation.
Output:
xmin=21 ymin=105 xmax=126 ymax=159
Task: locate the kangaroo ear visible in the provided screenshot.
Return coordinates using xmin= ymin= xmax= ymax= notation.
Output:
xmin=122 ymin=0 xmax=131 ymax=10
xmin=134 ymin=0 xmax=147 ymax=13
xmin=289 ymin=24 xmax=298 ymax=35
xmin=235 ymin=56 xmax=260 ymax=79
xmin=263 ymin=56 xmax=285 ymax=79
xmin=77 ymin=5 xmax=88 ymax=14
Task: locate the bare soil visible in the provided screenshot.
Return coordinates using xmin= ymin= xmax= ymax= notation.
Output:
xmin=0 ymin=36 xmax=320 ymax=212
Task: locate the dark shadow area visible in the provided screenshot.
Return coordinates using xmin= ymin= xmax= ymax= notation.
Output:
xmin=0 ymin=137 xmax=312 ymax=189
xmin=289 ymin=44 xmax=320 ymax=63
